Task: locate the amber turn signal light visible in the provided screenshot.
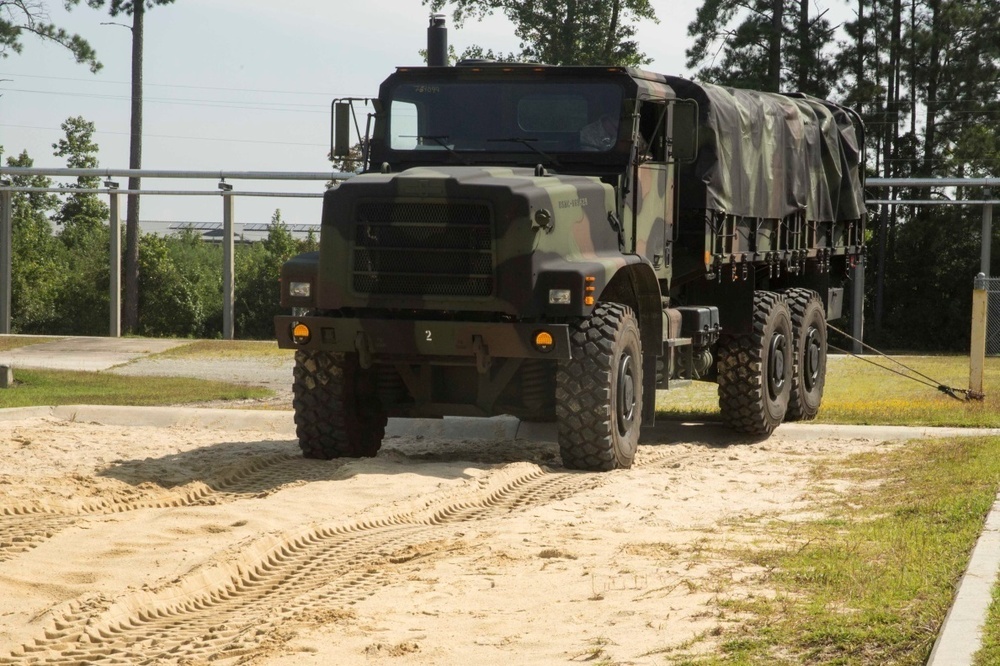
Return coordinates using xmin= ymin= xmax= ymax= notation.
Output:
xmin=291 ymin=322 xmax=311 ymax=345
xmin=532 ymin=330 xmax=554 ymax=353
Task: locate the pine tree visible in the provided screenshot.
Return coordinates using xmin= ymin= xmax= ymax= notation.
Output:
xmin=0 ymin=1 xmax=100 ymax=71
xmin=423 ymin=0 xmax=658 ymax=66
xmin=685 ymin=0 xmax=837 ymax=96
xmin=66 ymin=0 xmax=178 ymax=334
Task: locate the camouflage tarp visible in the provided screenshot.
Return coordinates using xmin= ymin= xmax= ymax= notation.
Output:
xmin=663 ymin=77 xmax=865 ymax=223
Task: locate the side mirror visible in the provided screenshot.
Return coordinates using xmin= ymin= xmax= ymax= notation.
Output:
xmin=332 ymin=102 xmax=352 ymax=157
xmin=671 ymin=100 xmax=699 ymax=163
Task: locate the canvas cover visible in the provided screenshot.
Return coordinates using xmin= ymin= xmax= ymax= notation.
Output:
xmin=663 ymin=77 xmax=865 ymax=223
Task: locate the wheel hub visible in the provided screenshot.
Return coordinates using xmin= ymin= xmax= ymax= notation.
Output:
xmin=804 ymin=327 xmax=821 ymax=390
xmin=768 ymin=332 xmax=787 ymax=399
xmin=617 ymin=352 xmax=636 ymax=435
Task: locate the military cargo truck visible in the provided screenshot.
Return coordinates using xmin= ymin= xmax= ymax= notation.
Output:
xmin=274 ymin=21 xmax=865 ymax=471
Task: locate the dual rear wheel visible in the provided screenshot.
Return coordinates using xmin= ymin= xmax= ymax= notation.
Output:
xmin=717 ymin=289 xmax=827 ymax=435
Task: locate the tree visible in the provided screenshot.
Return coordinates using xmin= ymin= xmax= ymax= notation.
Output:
xmin=424 ymin=0 xmax=658 ymax=66
xmin=686 ymin=0 xmax=838 ymax=95
xmin=0 ymin=0 xmax=100 ymax=71
xmin=48 ymin=117 xmax=112 ymax=335
xmin=52 ymin=116 xmax=109 ymax=237
xmin=66 ymin=0 xmax=177 ymax=334
xmin=4 ymin=150 xmax=64 ymax=332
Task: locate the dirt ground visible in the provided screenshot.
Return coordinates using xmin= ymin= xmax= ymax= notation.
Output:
xmin=0 ymin=413 xmax=978 ymax=665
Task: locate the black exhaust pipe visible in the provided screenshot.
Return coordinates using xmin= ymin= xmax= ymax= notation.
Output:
xmin=427 ymin=14 xmax=448 ymax=67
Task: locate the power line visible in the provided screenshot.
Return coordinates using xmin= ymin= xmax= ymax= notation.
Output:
xmin=1 ymin=87 xmax=329 ymax=113
xmin=0 ymin=123 xmax=327 ymax=148
xmin=0 ymin=70 xmax=369 ymax=98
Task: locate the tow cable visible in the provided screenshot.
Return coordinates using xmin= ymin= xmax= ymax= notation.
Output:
xmin=826 ymin=323 xmax=986 ymax=402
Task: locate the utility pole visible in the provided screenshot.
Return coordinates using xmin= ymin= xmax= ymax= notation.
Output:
xmin=124 ymin=1 xmax=145 ymax=333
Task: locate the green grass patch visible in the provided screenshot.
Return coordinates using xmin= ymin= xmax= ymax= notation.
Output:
xmin=0 ymin=335 xmax=63 ymax=352
xmin=667 ymin=436 xmax=1000 ymax=665
xmin=975 ymin=574 xmax=1000 ymax=665
xmin=655 ymin=355 xmax=1000 ymax=428
xmin=0 ymin=368 xmax=271 ymax=409
xmin=152 ymin=339 xmax=286 ymax=360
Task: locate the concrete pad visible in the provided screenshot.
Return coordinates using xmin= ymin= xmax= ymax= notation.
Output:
xmin=0 ymin=336 xmax=188 ymax=372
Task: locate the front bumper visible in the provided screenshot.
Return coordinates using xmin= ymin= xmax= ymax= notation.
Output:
xmin=275 ymin=315 xmax=572 ymax=361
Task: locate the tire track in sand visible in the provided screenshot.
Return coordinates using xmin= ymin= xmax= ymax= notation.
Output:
xmin=0 ymin=453 xmax=347 ymax=563
xmin=3 ymin=448 xmax=692 ymax=665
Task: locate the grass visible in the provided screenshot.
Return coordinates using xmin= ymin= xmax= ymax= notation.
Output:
xmin=655 ymin=355 xmax=1000 ymax=428
xmin=665 ymin=436 xmax=1000 ymax=665
xmin=155 ymin=339 xmax=286 ymax=359
xmin=975 ymin=575 xmax=1000 ymax=665
xmin=0 ymin=367 xmax=271 ymax=409
xmin=0 ymin=335 xmax=62 ymax=352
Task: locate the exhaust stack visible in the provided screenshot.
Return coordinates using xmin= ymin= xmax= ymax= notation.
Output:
xmin=427 ymin=14 xmax=448 ymax=67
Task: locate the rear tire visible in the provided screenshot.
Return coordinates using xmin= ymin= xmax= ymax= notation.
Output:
xmin=292 ymin=350 xmax=387 ymax=459
xmin=783 ymin=289 xmax=827 ymax=421
xmin=556 ymin=303 xmax=642 ymax=471
xmin=717 ymin=291 xmax=792 ymax=435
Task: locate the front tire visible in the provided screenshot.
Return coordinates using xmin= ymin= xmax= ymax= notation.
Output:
xmin=783 ymin=289 xmax=827 ymax=421
xmin=556 ymin=303 xmax=642 ymax=471
xmin=717 ymin=291 xmax=793 ymax=435
xmin=292 ymin=350 xmax=387 ymax=459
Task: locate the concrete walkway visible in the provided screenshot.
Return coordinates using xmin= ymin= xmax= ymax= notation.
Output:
xmin=0 ymin=336 xmax=186 ymax=371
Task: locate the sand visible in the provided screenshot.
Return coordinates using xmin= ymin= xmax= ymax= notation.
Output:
xmin=0 ymin=413 xmax=971 ymax=665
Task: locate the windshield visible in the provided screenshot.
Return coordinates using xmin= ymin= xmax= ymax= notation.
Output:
xmin=387 ymin=81 xmax=625 ymax=155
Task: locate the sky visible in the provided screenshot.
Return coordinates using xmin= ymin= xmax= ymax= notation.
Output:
xmin=0 ymin=0 xmax=704 ymax=228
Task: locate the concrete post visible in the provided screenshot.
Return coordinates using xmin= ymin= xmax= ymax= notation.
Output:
xmin=982 ymin=190 xmax=993 ymax=277
xmin=108 ymin=185 xmax=122 ymax=337
xmin=970 ymin=273 xmax=988 ymax=396
xmin=221 ymin=185 xmax=235 ymax=340
xmin=852 ymin=256 xmax=865 ymax=354
xmin=0 ymin=190 xmax=11 ymax=335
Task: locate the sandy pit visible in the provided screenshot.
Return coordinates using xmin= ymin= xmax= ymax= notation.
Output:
xmin=0 ymin=411 xmax=979 ymax=665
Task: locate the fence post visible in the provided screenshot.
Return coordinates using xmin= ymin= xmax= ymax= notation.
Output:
xmin=0 ymin=189 xmax=11 ymax=335
xmin=852 ymin=256 xmax=865 ymax=354
xmin=221 ymin=182 xmax=235 ymax=340
xmin=107 ymin=183 xmax=122 ymax=338
xmin=983 ymin=190 xmax=993 ymax=277
xmin=971 ymin=273 xmax=988 ymax=396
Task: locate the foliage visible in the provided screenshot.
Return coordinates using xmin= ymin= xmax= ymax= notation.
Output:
xmin=424 ymin=0 xmax=658 ymax=66
xmin=685 ymin=0 xmax=838 ymax=95
xmin=52 ymin=116 xmax=109 ymax=239
xmin=235 ymin=210 xmax=314 ymax=339
xmin=0 ymin=0 xmax=100 ymax=71
xmin=3 ymin=150 xmax=64 ymax=333
xmin=137 ymin=232 xmax=204 ymax=337
xmin=65 ymin=0 xmax=177 ymax=17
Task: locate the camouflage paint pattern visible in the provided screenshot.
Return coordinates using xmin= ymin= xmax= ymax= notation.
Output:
xmin=314 ymin=165 xmax=641 ymax=320
xmin=276 ymin=65 xmax=866 ymax=359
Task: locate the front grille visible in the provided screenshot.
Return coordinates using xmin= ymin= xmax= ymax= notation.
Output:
xmin=352 ymin=201 xmax=494 ymax=297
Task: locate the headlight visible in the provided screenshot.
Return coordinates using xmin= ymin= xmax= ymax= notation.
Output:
xmin=548 ymin=289 xmax=572 ymax=305
xmin=289 ymin=281 xmax=311 ymax=298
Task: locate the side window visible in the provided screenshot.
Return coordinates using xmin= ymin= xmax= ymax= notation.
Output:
xmin=638 ymin=102 xmax=668 ymax=162
xmin=389 ymin=101 xmax=419 ymax=150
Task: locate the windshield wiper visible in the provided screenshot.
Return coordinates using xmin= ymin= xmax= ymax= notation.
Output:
xmin=486 ymin=137 xmax=562 ymax=168
xmin=402 ymin=135 xmax=471 ymax=165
